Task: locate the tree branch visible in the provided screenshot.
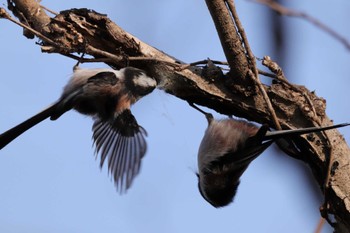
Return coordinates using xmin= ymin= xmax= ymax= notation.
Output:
xmin=224 ymin=0 xmax=281 ymax=130
xmin=205 ymin=0 xmax=249 ymax=78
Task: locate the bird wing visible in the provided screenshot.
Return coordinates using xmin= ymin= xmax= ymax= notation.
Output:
xmin=86 ymin=71 xmax=119 ymax=86
xmin=227 ymin=140 xmax=274 ymax=167
xmin=92 ymin=110 xmax=147 ymax=193
xmin=229 ymin=124 xmax=272 ymax=166
xmin=212 ymin=140 xmax=273 ymax=171
xmin=213 ymin=124 xmax=272 ymax=168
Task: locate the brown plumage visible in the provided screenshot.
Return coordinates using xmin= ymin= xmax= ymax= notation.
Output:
xmin=190 ymin=103 xmax=350 ymax=207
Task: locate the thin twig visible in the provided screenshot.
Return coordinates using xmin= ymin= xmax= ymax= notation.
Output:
xmin=253 ymin=0 xmax=350 ymax=51
xmin=128 ymin=56 xmax=181 ymax=68
xmin=262 ymin=56 xmax=321 ymax=125
xmin=225 ymin=0 xmax=281 ymax=130
xmin=258 ymin=69 xmax=277 ymax=79
xmin=64 ymin=53 xmax=183 ymax=69
xmin=59 ymin=53 xmax=113 ymax=63
xmin=85 ymin=45 xmax=124 ymax=63
xmin=314 ymin=217 xmax=325 ymax=233
xmin=39 ymin=4 xmax=58 ymax=16
xmin=322 ymin=147 xmax=334 ymax=223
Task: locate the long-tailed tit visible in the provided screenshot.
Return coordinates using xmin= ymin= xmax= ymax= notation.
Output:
xmin=189 ymin=103 xmax=349 ymax=208
xmin=0 ymin=66 xmax=157 ymax=193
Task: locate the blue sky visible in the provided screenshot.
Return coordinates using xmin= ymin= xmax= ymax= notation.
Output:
xmin=1 ymin=1 xmax=350 ymax=233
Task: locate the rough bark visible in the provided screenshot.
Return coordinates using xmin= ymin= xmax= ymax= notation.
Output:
xmin=2 ymin=0 xmax=350 ymax=232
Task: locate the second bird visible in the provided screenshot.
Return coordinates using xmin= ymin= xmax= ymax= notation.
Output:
xmin=191 ymin=104 xmax=349 ymax=208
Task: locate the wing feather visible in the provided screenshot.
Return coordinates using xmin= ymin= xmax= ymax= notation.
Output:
xmin=92 ymin=113 xmax=147 ymax=193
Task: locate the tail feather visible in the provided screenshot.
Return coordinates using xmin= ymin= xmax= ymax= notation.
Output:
xmin=0 ymin=103 xmax=58 ymax=149
xmin=264 ymin=123 xmax=350 ymax=140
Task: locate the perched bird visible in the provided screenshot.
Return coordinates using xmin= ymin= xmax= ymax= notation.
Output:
xmin=190 ymin=103 xmax=349 ymax=208
xmin=0 ymin=66 xmax=157 ymax=193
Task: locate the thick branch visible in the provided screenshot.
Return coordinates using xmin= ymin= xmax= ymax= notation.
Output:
xmin=205 ymin=0 xmax=249 ymax=78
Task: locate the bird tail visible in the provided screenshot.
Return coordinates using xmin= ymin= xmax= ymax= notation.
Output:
xmin=0 ymin=103 xmax=58 ymax=149
xmin=264 ymin=123 xmax=350 ymax=140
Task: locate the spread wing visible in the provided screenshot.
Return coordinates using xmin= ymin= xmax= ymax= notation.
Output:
xmin=92 ymin=110 xmax=147 ymax=193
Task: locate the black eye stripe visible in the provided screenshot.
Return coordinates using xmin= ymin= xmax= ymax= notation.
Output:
xmin=124 ymin=67 xmax=146 ymax=80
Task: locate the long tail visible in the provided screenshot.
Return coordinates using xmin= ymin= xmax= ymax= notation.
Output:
xmin=264 ymin=123 xmax=350 ymax=140
xmin=0 ymin=103 xmax=59 ymax=149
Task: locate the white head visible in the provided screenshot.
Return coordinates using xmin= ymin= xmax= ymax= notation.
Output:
xmin=121 ymin=67 xmax=157 ymax=97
